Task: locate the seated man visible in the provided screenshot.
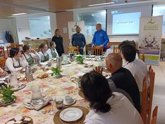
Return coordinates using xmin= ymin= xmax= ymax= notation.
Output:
xmin=95 ymin=53 xmax=141 ymax=112
xmin=119 ymin=41 xmax=147 ymax=92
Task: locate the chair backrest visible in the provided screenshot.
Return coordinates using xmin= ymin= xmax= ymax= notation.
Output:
xmin=86 ymin=44 xmax=92 ymax=55
xmin=147 ymin=66 xmax=156 ymax=124
xmin=151 ymin=106 xmax=158 ymax=124
xmin=68 ymin=46 xmax=79 ymax=54
xmin=139 ymin=53 xmax=145 ymax=62
xmin=93 ymin=46 xmax=103 ymax=55
xmin=113 ymin=46 xmax=120 ymax=53
xmin=141 ymin=77 xmax=149 ymax=124
xmin=0 ymin=57 xmax=6 ymax=69
xmin=0 ymin=47 xmax=5 ymax=58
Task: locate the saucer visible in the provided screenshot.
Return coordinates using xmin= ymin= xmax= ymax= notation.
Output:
xmin=63 ymin=99 xmax=76 ymax=106
xmin=24 ymin=97 xmax=50 ymax=110
xmin=12 ymin=84 xmax=26 ymax=92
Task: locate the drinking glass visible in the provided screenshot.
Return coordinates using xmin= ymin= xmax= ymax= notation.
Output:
xmin=55 ymin=97 xmax=63 ymax=110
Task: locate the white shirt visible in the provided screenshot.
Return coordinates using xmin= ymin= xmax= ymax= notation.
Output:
xmin=123 ymin=59 xmax=147 ymax=92
xmin=47 ymin=48 xmax=59 ymax=59
xmin=23 ymin=52 xmax=38 ymax=59
xmin=84 ymin=92 xmax=143 ymax=124
xmin=5 ymin=57 xmax=28 ymax=73
xmin=38 ymin=51 xmax=50 ymax=62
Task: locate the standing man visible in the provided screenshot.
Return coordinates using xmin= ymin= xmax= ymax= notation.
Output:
xmin=72 ymin=26 xmax=86 ymax=55
xmin=92 ymin=23 xmax=109 ymax=51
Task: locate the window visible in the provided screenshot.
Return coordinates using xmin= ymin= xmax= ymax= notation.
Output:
xmin=153 ymin=5 xmax=165 ymax=36
xmin=29 ymin=16 xmax=51 ymax=38
xmin=75 ymin=10 xmax=106 ymax=36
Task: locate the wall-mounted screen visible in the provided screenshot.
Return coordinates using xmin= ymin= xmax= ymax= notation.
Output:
xmin=107 ymin=5 xmax=152 ymax=35
xmin=112 ymin=12 xmax=141 ymax=35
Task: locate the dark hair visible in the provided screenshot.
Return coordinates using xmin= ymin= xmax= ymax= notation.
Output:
xmin=120 ymin=44 xmax=137 ymax=62
xmin=23 ymin=44 xmax=30 ymax=52
xmin=39 ymin=43 xmax=46 ymax=49
xmin=55 ymin=29 xmax=60 ymax=36
xmin=50 ymin=41 xmax=55 ymax=48
xmin=119 ymin=40 xmax=139 ymax=54
xmin=10 ymin=48 xmax=20 ymax=58
xmin=80 ymin=71 xmax=112 ymax=113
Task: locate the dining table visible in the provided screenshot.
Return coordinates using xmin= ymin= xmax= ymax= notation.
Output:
xmin=0 ymin=55 xmax=107 ymax=124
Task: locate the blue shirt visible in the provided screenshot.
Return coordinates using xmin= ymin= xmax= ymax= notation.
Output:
xmin=92 ymin=29 xmax=109 ymax=47
xmin=72 ymin=33 xmax=86 ymax=48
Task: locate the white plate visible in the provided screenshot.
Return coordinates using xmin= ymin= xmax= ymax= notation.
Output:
xmin=40 ymin=62 xmax=48 ymax=66
xmin=0 ymin=75 xmax=9 ymax=81
xmin=60 ymin=107 xmax=83 ymax=122
xmin=63 ymin=99 xmax=76 ymax=106
xmin=12 ymin=84 xmax=26 ymax=91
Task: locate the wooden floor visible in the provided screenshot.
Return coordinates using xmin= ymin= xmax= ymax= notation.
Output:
xmin=152 ymin=62 xmax=165 ymax=124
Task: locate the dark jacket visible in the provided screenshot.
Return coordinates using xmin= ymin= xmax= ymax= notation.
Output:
xmin=71 ymin=33 xmax=86 ymax=48
xmin=52 ymin=35 xmax=64 ymax=56
xmin=110 ymin=67 xmax=141 ymax=112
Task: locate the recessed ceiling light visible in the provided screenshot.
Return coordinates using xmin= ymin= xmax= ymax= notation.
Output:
xmin=12 ymin=13 xmax=27 ymax=16
xmin=88 ymin=2 xmax=115 ymax=7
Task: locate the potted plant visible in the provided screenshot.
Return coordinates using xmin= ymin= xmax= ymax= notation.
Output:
xmin=51 ymin=67 xmax=62 ymax=78
xmin=76 ymin=55 xmax=84 ymax=64
xmin=0 ymin=85 xmax=16 ymax=106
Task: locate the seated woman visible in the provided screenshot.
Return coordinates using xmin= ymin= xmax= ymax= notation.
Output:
xmin=47 ymin=41 xmax=59 ymax=59
xmin=22 ymin=44 xmax=39 ymax=66
xmin=38 ymin=43 xmax=50 ymax=62
xmin=81 ymin=71 xmax=143 ymax=124
xmin=5 ymin=48 xmax=28 ymax=74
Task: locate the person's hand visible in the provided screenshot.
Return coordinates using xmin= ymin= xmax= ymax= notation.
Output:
xmin=94 ymin=66 xmax=103 ymax=74
xmin=31 ymin=49 xmax=36 ymax=54
xmin=0 ymin=71 xmax=8 ymax=77
xmin=99 ymin=45 xmax=104 ymax=47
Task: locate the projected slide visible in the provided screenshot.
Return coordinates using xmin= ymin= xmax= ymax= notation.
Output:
xmin=112 ymin=12 xmax=141 ymax=35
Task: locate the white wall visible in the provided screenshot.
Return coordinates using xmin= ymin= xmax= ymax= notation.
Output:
xmin=15 ymin=12 xmax=57 ymax=43
xmin=0 ymin=18 xmax=17 ymax=45
xmin=73 ymin=3 xmax=153 ymax=44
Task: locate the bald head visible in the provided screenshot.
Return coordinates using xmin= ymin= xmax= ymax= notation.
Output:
xmin=96 ymin=23 xmax=102 ymax=31
xmin=105 ymin=53 xmax=122 ymax=73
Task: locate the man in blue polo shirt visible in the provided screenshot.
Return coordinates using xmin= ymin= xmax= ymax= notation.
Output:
xmin=72 ymin=26 xmax=86 ymax=54
xmin=92 ymin=23 xmax=109 ymax=51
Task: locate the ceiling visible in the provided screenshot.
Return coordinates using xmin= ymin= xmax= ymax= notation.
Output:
xmin=0 ymin=0 xmax=162 ymax=17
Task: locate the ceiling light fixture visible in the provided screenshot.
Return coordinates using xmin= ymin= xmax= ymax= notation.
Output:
xmin=12 ymin=13 xmax=27 ymax=16
xmin=88 ymin=2 xmax=115 ymax=7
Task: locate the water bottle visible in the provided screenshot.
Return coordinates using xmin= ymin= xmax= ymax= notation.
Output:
xmin=10 ymin=73 xmax=18 ymax=88
xmin=25 ymin=66 xmax=34 ymax=82
xmin=56 ymin=57 xmax=62 ymax=69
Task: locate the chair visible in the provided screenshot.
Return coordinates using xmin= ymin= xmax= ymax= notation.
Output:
xmin=139 ymin=53 xmax=145 ymax=62
xmin=141 ymin=77 xmax=149 ymax=124
xmin=113 ymin=46 xmax=120 ymax=53
xmin=93 ymin=46 xmax=103 ymax=55
xmin=151 ymin=106 xmax=158 ymax=124
xmin=68 ymin=46 xmax=79 ymax=54
xmin=86 ymin=44 xmax=92 ymax=55
xmin=0 ymin=47 xmax=5 ymax=58
xmin=0 ymin=57 xmax=6 ymax=69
